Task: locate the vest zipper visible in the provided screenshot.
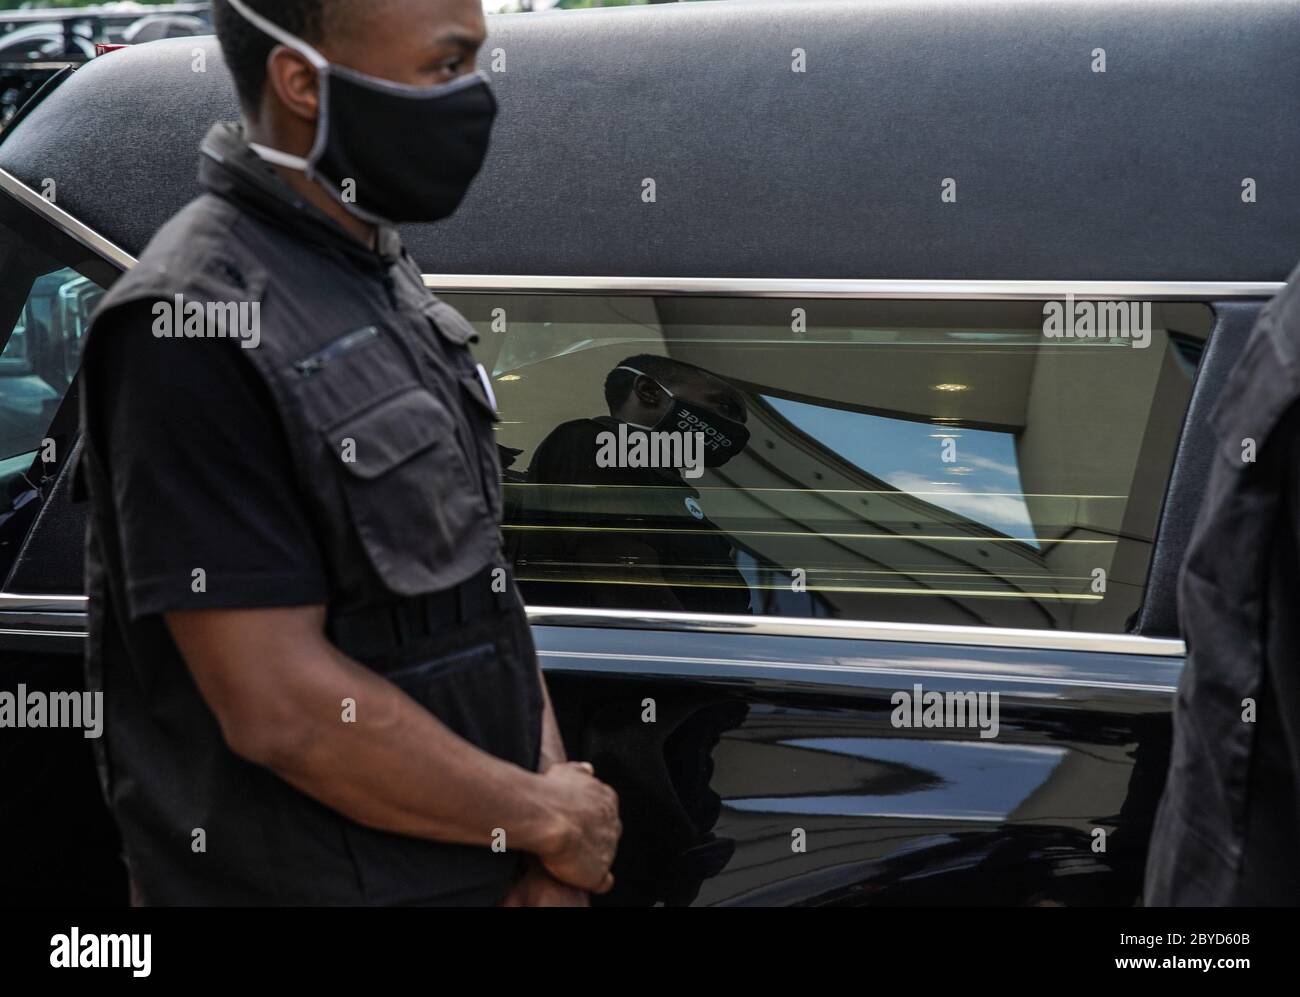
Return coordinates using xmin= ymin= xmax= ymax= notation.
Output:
xmin=293 ymin=326 xmax=380 ymax=376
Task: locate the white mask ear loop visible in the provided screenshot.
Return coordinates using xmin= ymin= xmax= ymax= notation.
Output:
xmin=247 ymin=142 xmax=310 ymax=171
xmin=614 ymin=365 xmax=673 ymax=430
xmin=223 ymin=0 xmax=332 ymax=175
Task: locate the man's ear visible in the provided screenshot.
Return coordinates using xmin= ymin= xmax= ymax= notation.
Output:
xmin=632 ymin=375 xmax=664 ymax=407
xmin=263 ymin=46 xmax=320 ymax=125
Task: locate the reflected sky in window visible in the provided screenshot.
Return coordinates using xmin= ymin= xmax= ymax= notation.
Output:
xmin=765 ymin=396 xmax=1038 ymax=546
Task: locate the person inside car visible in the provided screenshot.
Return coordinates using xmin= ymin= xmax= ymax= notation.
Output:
xmin=518 ymin=354 xmax=752 ymax=616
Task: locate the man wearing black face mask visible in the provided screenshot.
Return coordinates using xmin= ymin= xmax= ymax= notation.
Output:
xmin=75 ymin=0 xmax=620 ymax=906
xmin=518 ymin=355 xmax=753 ymax=616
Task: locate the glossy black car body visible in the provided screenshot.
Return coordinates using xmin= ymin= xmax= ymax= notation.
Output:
xmin=1 ymin=0 xmax=1298 ymax=906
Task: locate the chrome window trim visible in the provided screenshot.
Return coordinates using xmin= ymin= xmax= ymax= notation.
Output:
xmin=0 ymin=593 xmax=88 ymax=637
xmin=527 ymin=606 xmax=1187 ymax=657
xmin=0 ymin=166 xmax=135 ymax=271
xmin=424 ymin=274 xmax=1283 ymax=300
xmin=537 ymin=650 xmax=1181 ymax=694
xmin=0 ymin=593 xmax=1186 ymax=657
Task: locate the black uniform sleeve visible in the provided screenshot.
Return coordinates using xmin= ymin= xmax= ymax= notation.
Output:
xmin=88 ymin=301 xmax=330 ymax=619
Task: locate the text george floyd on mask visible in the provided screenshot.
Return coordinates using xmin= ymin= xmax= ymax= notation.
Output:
xmin=615 ymin=366 xmax=752 ymax=468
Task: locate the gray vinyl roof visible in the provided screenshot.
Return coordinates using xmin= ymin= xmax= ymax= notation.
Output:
xmin=2 ymin=0 xmax=1298 ymax=281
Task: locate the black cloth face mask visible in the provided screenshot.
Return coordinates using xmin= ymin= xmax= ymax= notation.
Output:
xmin=616 ymin=366 xmax=751 ymax=468
xmin=226 ymin=0 xmax=497 ymax=226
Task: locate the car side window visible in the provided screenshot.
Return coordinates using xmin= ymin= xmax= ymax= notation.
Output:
xmin=449 ymin=293 xmax=1212 ymax=634
xmin=0 ymin=192 xmax=115 ymax=580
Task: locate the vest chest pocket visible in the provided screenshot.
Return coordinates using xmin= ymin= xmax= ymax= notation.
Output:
xmin=325 ymin=387 xmax=486 ymax=596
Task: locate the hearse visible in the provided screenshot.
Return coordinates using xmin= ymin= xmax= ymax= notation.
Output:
xmin=0 ymin=0 xmax=1298 ymax=905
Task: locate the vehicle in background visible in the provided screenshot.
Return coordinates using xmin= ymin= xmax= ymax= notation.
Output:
xmin=0 ymin=3 xmax=210 ymax=130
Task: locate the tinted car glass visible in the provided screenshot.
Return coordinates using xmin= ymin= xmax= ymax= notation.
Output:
xmin=0 ymin=188 xmax=115 ymax=577
xmin=447 ymin=293 xmax=1212 ymax=633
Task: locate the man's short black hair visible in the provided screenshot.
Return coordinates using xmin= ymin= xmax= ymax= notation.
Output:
xmin=213 ymin=0 xmax=335 ymax=114
xmin=604 ymin=354 xmax=722 ymax=413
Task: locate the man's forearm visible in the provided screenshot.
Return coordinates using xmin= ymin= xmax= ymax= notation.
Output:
xmin=536 ymin=668 xmax=567 ymax=772
xmin=168 ymin=605 xmax=621 ymax=892
xmin=264 ymin=640 xmax=565 ymax=854
xmin=171 ymin=609 xmax=564 ymax=856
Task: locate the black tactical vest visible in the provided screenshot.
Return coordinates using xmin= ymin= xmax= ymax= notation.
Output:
xmin=78 ymin=122 xmax=541 ymax=904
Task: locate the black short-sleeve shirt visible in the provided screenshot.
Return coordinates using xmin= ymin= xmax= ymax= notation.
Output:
xmin=90 ymin=302 xmax=329 ymax=617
